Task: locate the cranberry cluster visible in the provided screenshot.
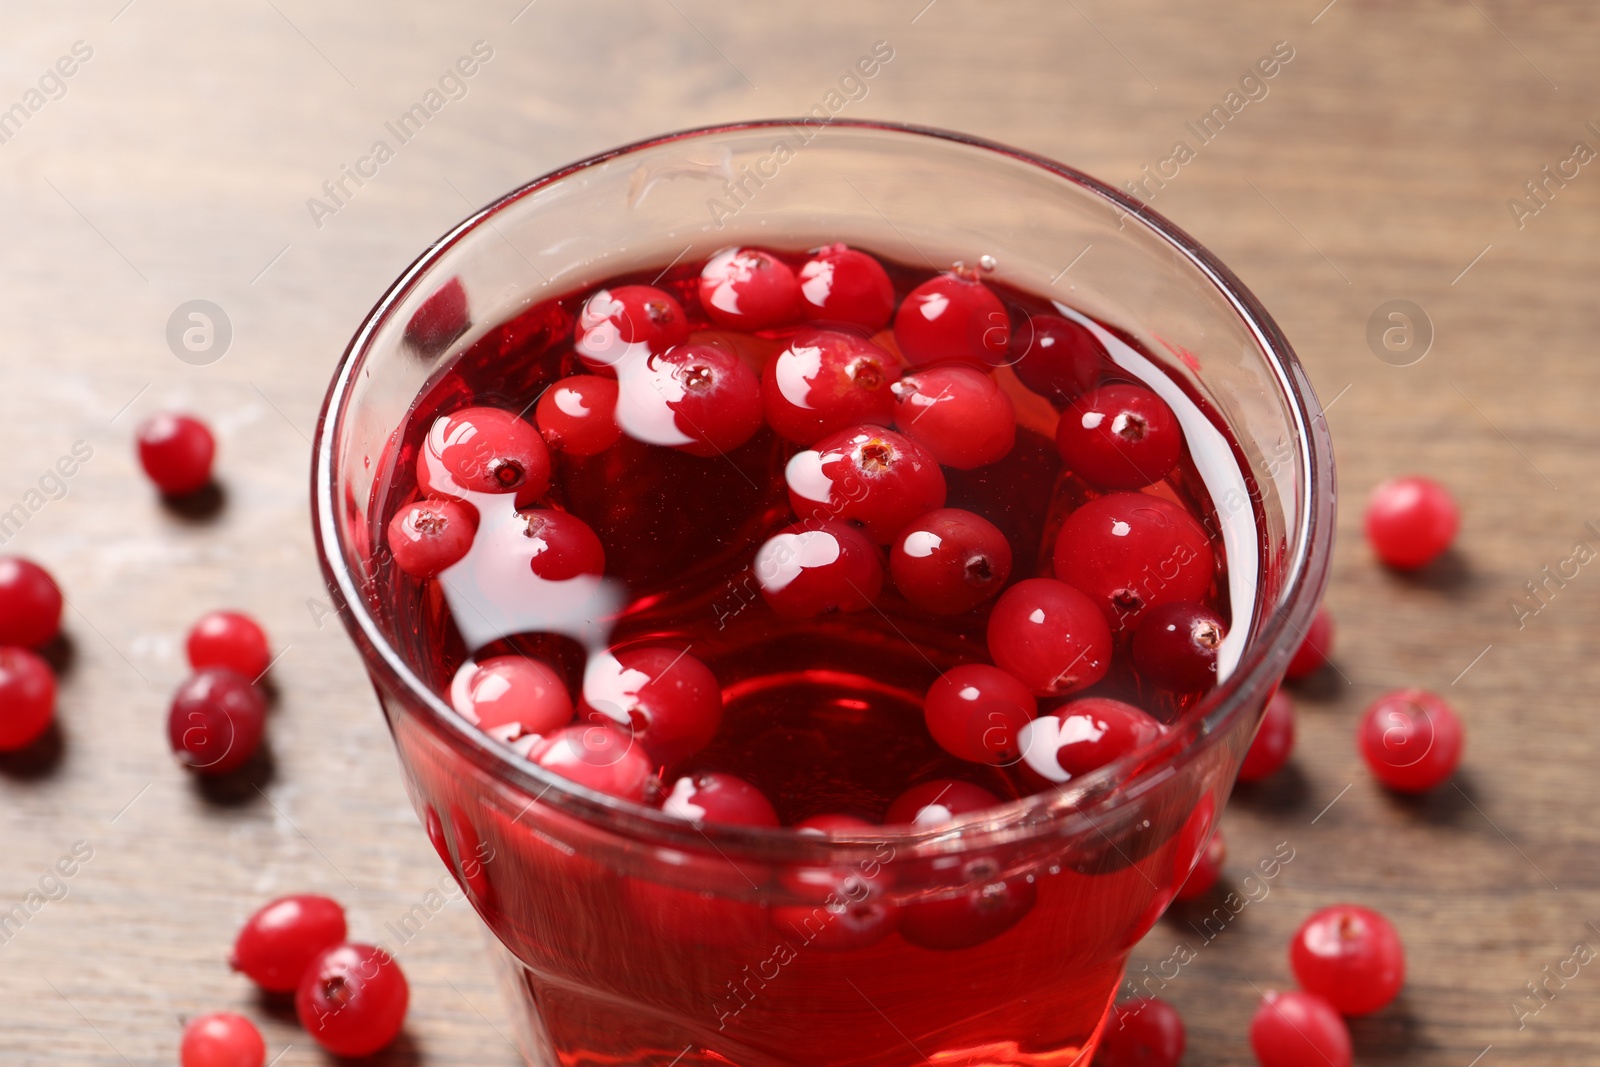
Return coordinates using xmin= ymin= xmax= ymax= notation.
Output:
xmin=167 ymin=610 xmax=273 ymax=776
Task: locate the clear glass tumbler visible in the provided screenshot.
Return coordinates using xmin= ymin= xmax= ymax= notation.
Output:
xmin=312 ymin=120 xmax=1334 ymax=1067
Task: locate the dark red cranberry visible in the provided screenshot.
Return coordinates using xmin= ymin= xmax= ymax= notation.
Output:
xmin=137 ymin=413 xmax=215 ymax=496
xmin=417 ymin=406 xmax=551 ymax=507
xmin=698 ymin=247 xmax=801 ymax=330
xmin=1018 ymin=697 xmax=1165 ymax=784
xmin=889 ymin=507 xmax=1012 ymax=615
xmin=1249 ymin=991 xmax=1352 ymax=1067
xmin=775 ymin=815 xmax=897 ymax=951
xmin=761 ymin=328 xmax=898 ymax=445
xmin=295 ymin=942 xmax=409 ymax=1057
xmin=1055 ymin=384 xmax=1181 ymax=490
xmin=1365 ymin=475 xmax=1458 ymax=570
xmin=1009 ymin=313 xmax=1103 ymax=405
xmin=753 ymin=519 xmax=883 ymax=618
xmin=458 ymin=656 xmax=574 ymax=741
xmin=885 ymin=778 xmax=1000 ymax=826
xmin=1052 ymin=492 xmax=1215 ymax=632
xmin=1358 ymin=688 xmax=1463 ymax=793
xmin=0 ymin=556 xmax=62 ymax=648
xmin=574 ymin=284 xmax=689 ymax=370
xmin=786 ymin=425 xmax=948 ymax=543
xmin=1284 ymin=606 xmax=1334 ymax=680
xmin=1291 ymin=904 xmax=1406 ymax=1016
xmin=187 ymin=611 xmax=271 ymax=681
xmin=1131 ymin=601 xmax=1225 ymax=693
xmin=167 ymin=669 xmax=266 ymax=775
xmin=898 ymin=872 xmax=1036 ymax=951
xmin=536 ymin=375 xmax=622 ymax=456
xmin=0 ymin=647 xmax=55 ymax=751
xmin=797 ymin=243 xmax=894 ymax=331
xmin=583 ymin=646 xmax=723 ymax=766
xmin=893 ymin=272 xmax=1009 ymax=368
xmin=230 ymin=894 xmax=348 ymax=993
xmin=517 ymin=508 xmax=606 ymax=581
xmin=1238 ymin=689 xmax=1295 ymax=783
xmin=386 ymin=497 xmax=478 ymax=579
xmin=529 ymin=721 xmax=656 ymax=802
xmin=1097 ymin=997 xmax=1186 ymax=1067
xmin=1173 ymin=828 xmax=1224 ymax=901
xmin=923 ymin=664 xmax=1036 ymax=765
xmin=403 ymin=275 xmax=469 ymax=356
xmin=180 ymin=1011 xmax=266 ymax=1067
xmin=985 ymin=578 xmax=1113 ymax=696
xmin=891 ymin=364 xmax=1016 ymax=469
xmin=661 ymin=771 xmax=779 ymax=827
xmin=651 ymin=344 xmax=764 ymax=457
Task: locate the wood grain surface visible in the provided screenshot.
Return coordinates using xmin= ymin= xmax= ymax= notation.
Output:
xmin=1 ymin=1 xmax=1595 ymax=1063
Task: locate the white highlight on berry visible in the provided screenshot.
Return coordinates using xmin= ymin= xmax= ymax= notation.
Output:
xmin=798 ymin=258 xmax=835 ymax=308
xmin=957 ymin=685 xmax=981 ymax=701
xmin=785 ymin=449 xmax=833 ymax=505
xmin=662 ymin=776 xmax=708 ymax=821
xmin=581 ymin=650 xmax=652 ymax=726
xmin=754 ymin=529 xmax=842 ymax=594
xmin=574 ymin=288 xmax=694 ymax=448
xmin=774 ymin=342 xmax=823 ymax=410
xmin=1018 ymin=712 xmax=1108 ymax=783
xmin=1111 ymin=520 xmax=1131 ymax=537
xmin=911 ymin=803 xmax=955 ymax=828
xmin=702 ymin=247 xmax=751 ymax=317
xmin=918 ymin=292 xmax=949 ymax=321
xmin=1080 ymin=411 xmax=1105 ymax=429
xmin=1028 ymin=608 xmax=1046 ymax=624
xmin=552 ymin=387 xmax=590 ymax=418
xmin=901 ymin=530 xmax=942 ymax=558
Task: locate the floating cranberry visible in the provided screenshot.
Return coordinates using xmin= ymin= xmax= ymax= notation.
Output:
xmin=661 ymin=771 xmax=779 ymax=826
xmin=186 ymin=611 xmax=271 ymax=681
xmin=699 ymin=247 xmax=801 ymax=330
xmin=460 ymin=656 xmax=574 ymax=740
xmin=651 ymin=344 xmax=764 ymax=457
xmin=1173 ymin=829 xmax=1224 ymax=901
xmin=1291 ymin=904 xmax=1406 ymax=1015
xmin=1097 ymin=997 xmax=1186 ymax=1067
xmin=167 ymin=669 xmax=266 ymax=775
xmin=923 ymin=664 xmax=1036 ymax=766
xmin=386 ymin=497 xmax=478 ymax=579
xmin=1009 ymin=313 xmax=1103 ymax=405
xmin=786 ymin=426 xmax=947 ymax=543
xmin=775 ymin=815 xmax=898 ymax=950
xmin=889 ymin=508 xmax=1012 ymax=615
xmin=753 ymin=520 xmax=883 ymax=618
xmin=1284 ymin=606 xmax=1334 ymax=680
xmin=0 ymin=557 xmax=62 ymax=648
xmin=574 ymin=284 xmax=689 ymax=370
xmin=1358 ymin=688 xmax=1463 ymax=793
xmin=986 ymin=578 xmax=1112 ymax=696
xmin=893 ymin=273 xmax=1009 ymax=368
xmin=891 ymin=364 xmax=1016 ymax=469
xmin=0 ymin=647 xmax=55 ymax=751
xmin=762 ymin=328 xmax=898 ymax=445
xmin=179 ymin=1011 xmax=266 ymax=1067
xmin=296 ymin=943 xmax=409 ymax=1058
xmin=583 ymin=646 xmax=723 ymax=766
xmin=137 ymin=413 xmax=215 ymax=496
xmin=1238 ymin=689 xmax=1295 ymax=783
xmin=418 ymin=406 xmax=550 ymax=507
xmin=1365 ymin=474 xmax=1458 ymax=570
xmin=1052 ymin=492 xmax=1214 ymax=632
xmin=529 ymin=721 xmax=655 ymax=801
xmin=403 ymin=275 xmax=469 ymax=356
xmin=518 ymin=508 xmax=606 ymax=581
xmin=1249 ymin=990 xmax=1352 ymax=1067
xmin=1056 ymin=384 xmax=1182 ymax=490
xmin=885 ymin=778 xmax=1001 ymax=825
xmin=536 ymin=375 xmax=623 ymax=456
xmin=230 ymin=894 xmax=348 ymax=993
xmin=1131 ymin=601 xmax=1225 ymax=693
xmin=797 ymin=243 xmax=895 ymax=330
xmin=1019 ymin=697 xmax=1165 ymax=783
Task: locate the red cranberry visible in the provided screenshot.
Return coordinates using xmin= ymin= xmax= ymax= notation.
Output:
xmin=1238 ymin=689 xmax=1295 ymax=783
xmin=574 ymin=284 xmax=689 ymax=370
xmin=136 ymin=413 xmax=215 ymax=496
xmin=1009 ymin=313 xmax=1103 ymax=405
xmin=1358 ymin=688 xmax=1463 ymax=793
xmin=403 ymin=275 xmax=469 ymax=355
xmin=1098 ymin=997 xmax=1186 ymax=1067
xmin=179 ymin=1011 xmax=266 ymax=1067
xmin=536 ymin=375 xmax=622 ymax=456
xmin=295 ymin=943 xmax=409 ymax=1058
xmin=661 ymin=771 xmax=779 ymax=826
xmin=775 ymin=815 xmax=897 ymax=951
xmin=1019 ymin=697 xmax=1165 ymax=784
xmin=518 ymin=508 xmax=606 ymax=581
xmin=1291 ymin=904 xmax=1406 ymax=1015
xmin=167 ymin=669 xmax=266 ymax=775
xmin=698 ymin=247 xmax=801 ymax=330
xmin=1173 ymin=828 xmax=1224 ymax=901
xmin=923 ymin=664 xmax=1036 ymax=765
xmin=1131 ymin=601 xmax=1225 ymax=693
xmin=1365 ymin=475 xmax=1458 ymax=570
xmin=1052 ymin=492 xmax=1215 ymax=632
xmin=797 ymin=243 xmax=894 ymax=331
xmin=885 ymin=778 xmax=1000 ymax=826
xmin=459 ymin=656 xmax=574 ymax=741
xmin=651 ymin=344 xmax=764 ymax=457
xmin=0 ymin=556 xmax=62 ymax=648
xmin=898 ymin=871 xmax=1036 ymax=951
xmin=418 ymin=406 xmax=550 ymax=507
xmin=761 ymin=329 xmax=898 ymax=445
xmin=583 ymin=646 xmax=723 ymax=766
xmin=890 ymin=508 xmax=1012 ymax=615
xmin=386 ymin=497 xmax=478 ymax=579
xmin=529 ymin=721 xmax=656 ymax=802
xmin=1056 ymin=384 xmax=1182 ymax=490
xmin=893 ymin=273 xmax=1009 ymax=368
xmin=230 ymin=894 xmax=348 ymax=993
xmin=891 ymin=364 xmax=1016 ymax=469
xmin=1284 ymin=606 xmax=1334 ymax=680
xmin=786 ymin=425 xmax=947 ymax=543
xmin=753 ymin=520 xmax=883 ymax=618
xmin=1249 ymin=991 xmax=1352 ymax=1067
xmin=985 ymin=578 xmax=1113 ymax=696
xmin=187 ymin=611 xmax=271 ymax=681
xmin=0 ymin=647 xmax=55 ymax=751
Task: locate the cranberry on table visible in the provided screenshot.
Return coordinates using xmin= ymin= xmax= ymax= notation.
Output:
xmin=1249 ymin=990 xmax=1352 ymax=1067
xmin=529 ymin=721 xmax=656 ymax=802
xmin=761 ymin=328 xmax=898 ymax=445
xmin=179 ymin=1011 xmax=266 ymax=1067
xmin=535 ymin=375 xmax=622 ymax=456
xmin=890 ymin=364 xmax=1016 ymax=469
xmin=386 ymin=497 xmax=478 ymax=579
xmin=1358 ymin=688 xmax=1463 ymax=793
xmin=186 ymin=611 xmax=271 ymax=680
xmin=1284 ymin=606 xmax=1334 ymax=680
xmin=295 ymin=943 xmax=409 ymax=1058
xmin=167 ymin=669 xmax=266 ymax=775
xmin=775 ymin=815 xmax=898 ymax=951
xmin=653 ymin=344 xmax=764 ymax=457
xmin=885 ymin=778 xmax=1001 ymax=826
xmin=923 ymin=664 xmax=1036 ymax=765
xmin=698 ymin=246 xmax=801 ymax=330
xmin=459 ymin=656 xmax=574 ymax=741
xmin=574 ymin=284 xmax=689 ymax=370
xmin=418 ymin=406 xmax=551 ymax=507
xmin=662 ymin=771 xmax=779 ymax=827
xmin=1131 ymin=601 xmax=1225 ymax=693
xmin=136 ymin=413 xmax=215 ymax=496
xmin=889 ymin=507 xmax=1012 ymax=615
xmin=1052 ymin=492 xmax=1215 ymax=632
xmin=1097 ymin=997 xmax=1186 ymax=1067
xmin=230 ymin=894 xmax=348 ymax=993
xmin=1173 ymin=828 xmax=1224 ymax=901
xmin=797 ymin=243 xmax=895 ymax=331
xmin=986 ymin=578 xmax=1113 ymax=696
xmin=786 ymin=425 xmax=948 ymax=543
xmin=1009 ymin=312 xmax=1103 ymax=406
xmin=753 ymin=520 xmax=883 ymax=618
xmin=0 ymin=647 xmax=56 ymax=751
xmin=1238 ymin=688 xmax=1296 ymax=783
xmin=518 ymin=508 xmax=606 ymax=580
xmin=583 ymin=646 xmax=723 ymax=766
xmin=1291 ymin=904 xmax=1406 ymax=1015
xmin=893 ymin=272 xmax=1010 ymax=368
xmin=0 ymin=557 xmax=62 ymax=648
xmin=1365 ymin=474 xmax=1459 ymax=570
xmin=1055 ymin=384 xmax=1182 ymax=490
xmin=1019 ymin=697 xmax=1165 ymax=784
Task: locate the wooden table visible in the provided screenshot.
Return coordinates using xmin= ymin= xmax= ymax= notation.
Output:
xmin=1 ymin=1 xmax=1592 ymax=1063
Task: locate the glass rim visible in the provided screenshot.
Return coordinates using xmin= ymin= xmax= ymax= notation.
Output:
xmin=312 ymin=118 xmax=1335 ymax=860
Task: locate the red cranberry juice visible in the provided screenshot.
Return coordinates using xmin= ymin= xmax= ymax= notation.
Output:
xmin=376 ymin=244 xmax=1253 ymax=1066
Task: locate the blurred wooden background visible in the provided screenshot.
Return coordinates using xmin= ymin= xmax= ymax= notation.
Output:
xmin=1 ymin=1 xmax=1597 ymax=1063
